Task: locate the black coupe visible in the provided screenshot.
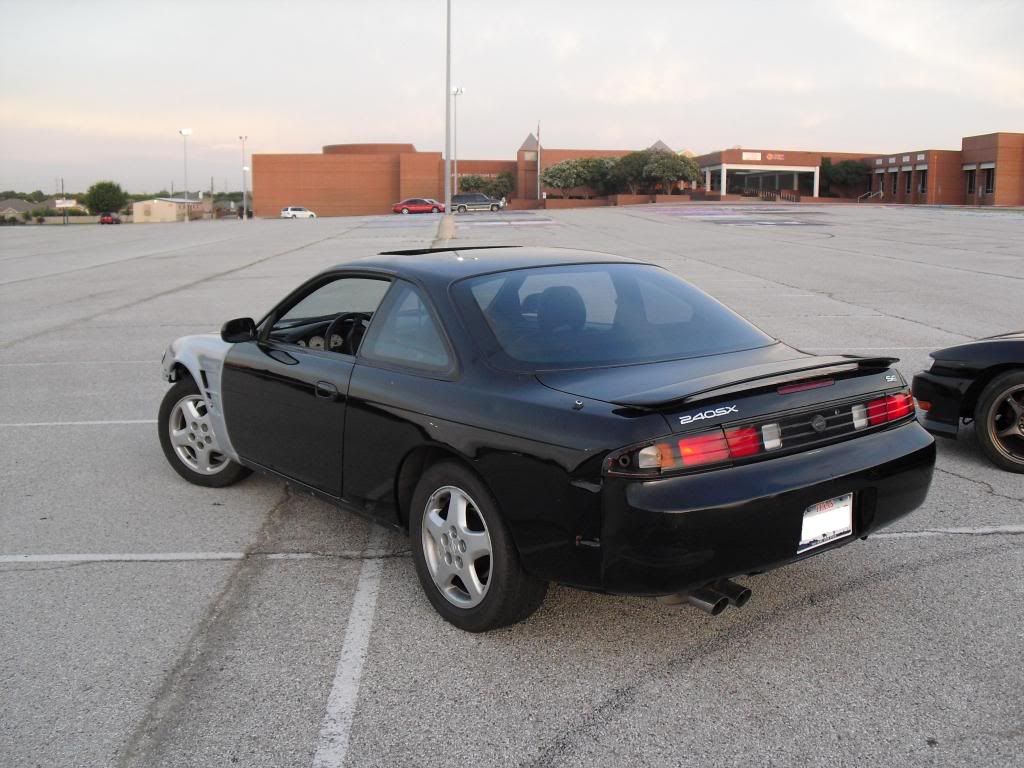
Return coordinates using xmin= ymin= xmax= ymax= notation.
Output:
xmin=159 ymin=247 xmax=936 ymax=631
xmin=912 ymin=332 xmax=1024 ymax=472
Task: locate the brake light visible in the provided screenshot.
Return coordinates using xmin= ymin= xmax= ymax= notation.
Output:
xmin=777 ymin=378 xmax=834 ymax=395
xmin=866 ymin=391 xmax=913 ymax=426
xmin=724 ymin=426 xmax=761 ymax=457
xmin=677 ymin=431 xmax=731 ymax=466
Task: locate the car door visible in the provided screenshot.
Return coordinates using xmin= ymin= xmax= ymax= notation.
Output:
xmin=343 ymin=279 xmax=458 ymax=516
xmin=220 ymin=274 xmax=392 ymax=496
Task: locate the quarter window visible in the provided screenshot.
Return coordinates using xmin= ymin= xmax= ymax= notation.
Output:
xmin=360 ymin=281 xmax=451 ymax=372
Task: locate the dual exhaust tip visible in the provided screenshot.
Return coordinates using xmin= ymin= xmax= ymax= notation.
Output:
xmin=658 ymin=579 xmax=752 ymax=616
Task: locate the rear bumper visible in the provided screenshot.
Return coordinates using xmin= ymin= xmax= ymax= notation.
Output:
xmin=599 ymin=421 xmax=935 ymax=595
xmin=911 ymin=370 xmax=972 ymax=438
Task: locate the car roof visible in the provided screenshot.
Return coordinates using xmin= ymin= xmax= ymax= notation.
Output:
xmin=329 ymin=246 xmax=645 ymax=285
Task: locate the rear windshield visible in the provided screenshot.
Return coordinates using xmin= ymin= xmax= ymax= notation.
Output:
xmin=454 ymin=263 xmax=773 ymax=370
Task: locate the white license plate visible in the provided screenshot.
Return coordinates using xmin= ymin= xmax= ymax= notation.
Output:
xmin=798 ymin=493 xmax=853 ymax=553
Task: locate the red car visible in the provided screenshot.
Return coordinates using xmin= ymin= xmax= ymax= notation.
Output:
xmin=392 ymin=198 xmax=444 ymax=214
xmin=99 ymin=212 xmax=121 ymax=224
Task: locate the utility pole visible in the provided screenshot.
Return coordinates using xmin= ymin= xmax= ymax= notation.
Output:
xmin=452 ymin=88 xmax=464 ymax=194
xmin=61 ymin=177 xmax=67 ymax=225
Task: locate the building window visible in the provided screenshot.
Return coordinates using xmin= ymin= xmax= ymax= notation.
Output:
xmin=891 ymin=173 xmax=898 ymax=195
xmin=918 ymin=170 xmax=927 ymax=194
xmin=965 ymin=169 xmax=976 ymax=194
xmin=984 ymin=168 xmax=995 ymax=194
xmin=905 ymin=171 xmax=912 ymax=195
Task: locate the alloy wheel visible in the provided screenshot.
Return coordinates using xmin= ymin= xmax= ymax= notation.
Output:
xmin=167 ymin=394 xmax=230 ymax=475
xmin=988 ymin=384 xmax=1024 ymax=463
xmin=421 ymin=486 xmax=492 ymax=608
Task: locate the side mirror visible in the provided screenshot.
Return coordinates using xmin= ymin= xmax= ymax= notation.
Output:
xmin=221 ymin=317 xmax=257 ymax=343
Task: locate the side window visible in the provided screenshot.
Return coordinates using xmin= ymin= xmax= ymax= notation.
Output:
xmin=273 ymin=277 xmax=390 ymax=332
xmin=360 ymin=281 xmax=452 ymax=372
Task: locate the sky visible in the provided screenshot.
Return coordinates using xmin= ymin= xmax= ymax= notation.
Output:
xmin=1 ymin=0 xmax=1022 ymax=194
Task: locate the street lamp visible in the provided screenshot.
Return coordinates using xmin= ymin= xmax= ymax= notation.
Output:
xmin=239 ymin=135 xmax=248 ymax=221
xmin=179 ymin=128 xmax=192 ymax=222
xmin=452 ymin=87 xmax=464 ymax=194
xmin=242 ymin=166 xmax=250 ymax=220
xmin=443 ymin=0 xmax=452 ymax=216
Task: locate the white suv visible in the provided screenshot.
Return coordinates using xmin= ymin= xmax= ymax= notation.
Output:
xmin=280 ymin=206 xmax=317 ymax=219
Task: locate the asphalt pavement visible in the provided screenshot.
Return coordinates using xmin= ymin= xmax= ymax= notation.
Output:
xmin=1 ymin=203 xmax=1022 ymax=767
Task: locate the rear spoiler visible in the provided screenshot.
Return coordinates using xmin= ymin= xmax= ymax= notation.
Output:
xmin=610 ymin=356 xmax=898 ymax=410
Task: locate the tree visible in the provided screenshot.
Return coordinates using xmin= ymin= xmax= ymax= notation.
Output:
xmin=84 ymin=181 xmax=128 ymax=214
xmin=823 ymin=159 xmax=870 ymax=190
xmin=541 ymin=160 xmax=583 ymax=197
xmin=610 ymin=150 xmax=652 ymax=195
xmin=27 ymin=190 xmax=47 ymax=203
xmin=576 ymin=157 xmax=617 ymax=197
xmin=643 ymin=151 xmax=699 ymax=195
xmin=457 ymin=174 xmax=489 ymax=193
xmin=488 ymin=171 xmax=515 ymax=200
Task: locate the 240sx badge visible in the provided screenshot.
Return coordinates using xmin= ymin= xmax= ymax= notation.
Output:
xmin=679 ymin=405 xmax=739 ymax=425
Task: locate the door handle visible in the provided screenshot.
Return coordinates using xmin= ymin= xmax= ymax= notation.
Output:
xmin=315 ymin=381 xmax=339 ymax=400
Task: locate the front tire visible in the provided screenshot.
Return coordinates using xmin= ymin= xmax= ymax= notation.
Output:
xmin=410 ymin=461 xmax=547 ymax=632
xmin=975 ymin=370 xmax=1024 ymax=473
xmin=490 ymin=204 xmax=499 ymax=212
xmin=457 ymin=205 xmax=467 ymax=214
xmin=158 ymin=378 xmax=251 ymax=487
xmin=401 ymin=208 xmax=410 ymax=214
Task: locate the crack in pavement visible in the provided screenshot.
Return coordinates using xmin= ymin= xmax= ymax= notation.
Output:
xmin=517 ymin=539 xmax=1018 ymax=768
xmin=114 ymin=486 xmax=294 ymax=768
xmin=934 ymin=466 xmax=1024 ymax=504
xmin=0 ymin=226 xmax=362 ymax=351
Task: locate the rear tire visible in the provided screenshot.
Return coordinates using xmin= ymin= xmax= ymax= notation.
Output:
xmin=457 ymin=205 xmax=467 ymax=214
xmin=158 ymin=378 xmax=251 ymax=487
xmin=490 ymin=204 xmax=499 ymax=212
xmin=974 ymin=370 xmax=1024 ymax=473
xmin=410 ymin=461 xmax=547 ymax=632
xmin=401 ymin=208 xmax=410 ymax=214
xmin=431 ymin=207 xmax=439 ymax=213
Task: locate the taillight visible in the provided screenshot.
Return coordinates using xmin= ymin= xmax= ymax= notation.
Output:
xmin=678 ymin=431 xmax=731 ymax=466
xmin=606 ymin=425 xmax=773 ymax=476
xmin=865 ymin=390 xmax=913 ymax=427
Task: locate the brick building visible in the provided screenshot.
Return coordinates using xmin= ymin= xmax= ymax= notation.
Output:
xmin=252 ymin=131 xmax=1024 ymax=217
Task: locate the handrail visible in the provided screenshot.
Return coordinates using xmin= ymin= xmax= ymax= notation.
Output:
xmin=858 ymin=190 xmax=883 ymax=202
xmin=780 ymin=190 xmax=801 ymax=203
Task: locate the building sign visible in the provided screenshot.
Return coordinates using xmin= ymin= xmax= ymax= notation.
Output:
xmin=765 ymin=152 xmax=785 ymax=161
xmin=742 ymin=151 xmax=762 ymax=161
xmin=55 ymin=199 xmax=77 ymax=209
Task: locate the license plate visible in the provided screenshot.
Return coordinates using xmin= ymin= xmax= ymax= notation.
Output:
xmin=798 ymin=493 xmax=853 ymax=553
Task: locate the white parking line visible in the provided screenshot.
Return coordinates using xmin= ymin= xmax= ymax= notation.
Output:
xmin=0 ymin=360 xmax=156 ymax=367
xmin=0 ymin=550 xmax=399 ymax=564
xmin=873 ymin=525 xmax=1024 ymax=539
xmin=0 ymin=419 xmax=157 ymax=427
xmin=312 ymin=526 xmax=388 ymax=768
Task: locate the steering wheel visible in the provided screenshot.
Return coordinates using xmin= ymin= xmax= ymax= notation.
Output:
xmin=324 ymin=312 xmax=372 ymax=354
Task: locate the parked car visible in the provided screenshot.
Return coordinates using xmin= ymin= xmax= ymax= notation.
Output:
xmin=280 ymin=206 xmax=317 ymax=219
xmin=393 ymin=198 xmax=445 ymax=214
xmin=99 ymin=212 xmax=121 ymax=225
xmin=158 ymin=247 xmax=935 ymax=631
xmin=452 ymin=193 xmax=501 ymax=213
xmin=912 ymin=332 xmax=1024 ymax=472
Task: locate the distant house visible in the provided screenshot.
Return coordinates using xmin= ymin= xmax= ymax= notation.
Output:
xmin=131 ymin=197 xmax=202 ymax=223
xmin=0 ymin=198 xmax=33 ymax=217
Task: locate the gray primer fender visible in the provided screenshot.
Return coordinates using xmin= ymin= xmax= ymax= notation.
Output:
xmin=160 ymin=334 xmax=239 ymax=462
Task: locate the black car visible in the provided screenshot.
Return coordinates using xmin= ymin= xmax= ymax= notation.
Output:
xmin=912 ymin=332 xmax=1024 ymax=472
xmin=158 ymin=247 xmax=935 ymax=631
xmin=451 ymin=193 xmax=501 ymax=213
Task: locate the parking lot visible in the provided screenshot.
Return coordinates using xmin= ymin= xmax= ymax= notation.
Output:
xmin=2 ymin=203 xmax=1022 ymax=767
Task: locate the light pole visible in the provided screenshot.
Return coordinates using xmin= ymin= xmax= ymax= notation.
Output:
xmin=239 ymin=135 xmax=248 ymax=221
xmin=452 ymin=87 xmax=464 ymax=195
xmin=179 ymin=128 xmax=192 ymax=221
xmin=443 ymin=0 xmax=452 ymax=215
xmin=242 ymin=167 xmax=250 ymax=220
